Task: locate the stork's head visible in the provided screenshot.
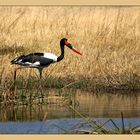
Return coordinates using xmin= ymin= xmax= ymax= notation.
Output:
xmin=60 ymin=38 xmax=82 ymax=55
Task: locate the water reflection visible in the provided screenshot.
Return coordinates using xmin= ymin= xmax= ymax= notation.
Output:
xmin=0 ymin=89 xmax=140 ymax=122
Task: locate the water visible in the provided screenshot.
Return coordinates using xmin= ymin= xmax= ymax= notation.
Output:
xmin=0 ymin=118 xmax=140 ymax=134
xmin=0 ymin=89 xmax=140 ymax=133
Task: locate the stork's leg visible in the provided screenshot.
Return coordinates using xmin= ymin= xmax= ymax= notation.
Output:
xmin=38 ymin=68 xmax=43 ymax=79
xmin=14 ymin=66 xmax=24 ymax=81
xmin=14 ymin=67 xmax=20 ymax=81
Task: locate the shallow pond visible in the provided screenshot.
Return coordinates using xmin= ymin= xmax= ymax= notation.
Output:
xmin=0 ymin=118 xmax=140 ymax=134
xmin=0 ymin=89 xmax=140 ymax=134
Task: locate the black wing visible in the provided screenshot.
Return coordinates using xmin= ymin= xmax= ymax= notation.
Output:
xmin=11 ymin=55 xmax=25 ymax=64
xmin=11 ymin=53 xmax=54 ymax=66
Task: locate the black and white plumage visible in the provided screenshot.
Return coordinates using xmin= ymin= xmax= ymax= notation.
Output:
xmin=11 ymin=38 xmax=82 ymax=79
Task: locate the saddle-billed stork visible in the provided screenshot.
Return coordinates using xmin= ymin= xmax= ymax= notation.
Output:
xmin=11 ymin=38 xmax=82 ymax=80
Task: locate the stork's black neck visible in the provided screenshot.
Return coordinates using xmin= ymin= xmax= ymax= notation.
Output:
xmin=57 ymin=43 xmax=65 ymax=62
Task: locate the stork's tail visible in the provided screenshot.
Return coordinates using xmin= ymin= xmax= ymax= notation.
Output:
xmin=11 ymin=55 xmax=25 ymax=64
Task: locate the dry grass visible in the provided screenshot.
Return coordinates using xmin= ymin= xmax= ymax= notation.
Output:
xmin=0 ymin=6 xmax=140 ymax=90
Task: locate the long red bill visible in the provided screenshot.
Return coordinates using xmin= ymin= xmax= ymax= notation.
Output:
xmin=71 ymin=47 xmax=82 ymax=55
xmin=65 ymin=41 xmax=82 ymax=55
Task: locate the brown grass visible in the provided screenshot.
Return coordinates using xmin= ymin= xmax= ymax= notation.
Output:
xmin=0 ymin=6 xmax=140 ymax=90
